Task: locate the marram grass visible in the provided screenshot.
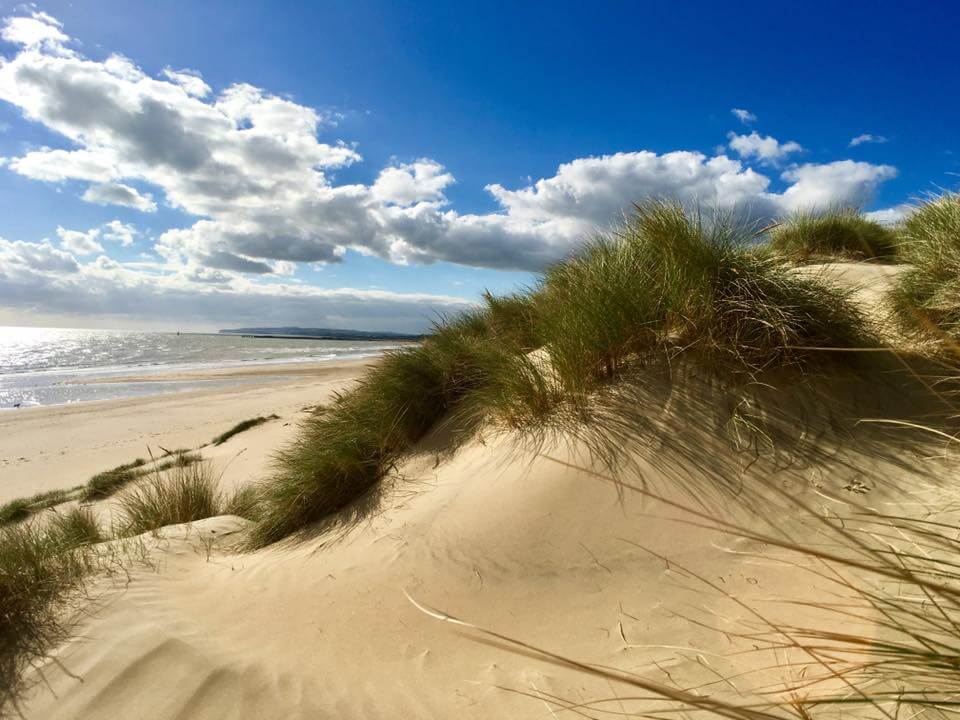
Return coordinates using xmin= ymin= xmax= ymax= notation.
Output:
xmin=888 ymin=191 xmax=960 ymax=354
xmin=0 ymin=515 xmax=103 ymax=716
xmin=1 ymin=463 xmax=253 ymax=714
xmin=116 ymin=461 xmax=223 ymax=537
xmin=247 ymin=201 xmax=874 ymax=547
xmin=768 ymin=207 xmax=899 ymax=262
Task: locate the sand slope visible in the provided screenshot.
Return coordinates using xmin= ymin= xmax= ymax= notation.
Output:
xmin=13 ymin=263 xmax=957 ymax=718
xmin=21 ymin=368 xmax=954 ymax=719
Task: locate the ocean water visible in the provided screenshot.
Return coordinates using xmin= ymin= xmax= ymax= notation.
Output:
xmin=0 ymin=326 xmax=401 ymax=409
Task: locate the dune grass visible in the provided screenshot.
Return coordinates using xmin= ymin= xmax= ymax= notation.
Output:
xmin=82 ymin=451 xmax=199 ymax=501
xmin=247 ymin=201 xmax=873 ymax=547
xmin=0 ymin=515 xmax=103 ymax=716
xmin=48 ymin=506 xmax=105 ymax=547
xmin=767 ymin=207 xmax=900 ymax=262
xmin=535 ymin=203 xmax=873 ymax=388
xmin=116 ymin=462 xmax=223 ymax=537
xmin=211 ymin=414 xmax=280 ymax=446
xmin=888 ymin=191 xmax=960 ymax=353
xmin=223 ymin=484 xmax=261 ymax=520
xmin=0 ymin=487 xmax=83 ymax=526
xmin=1 ymin=460 xmax=222 ymax=714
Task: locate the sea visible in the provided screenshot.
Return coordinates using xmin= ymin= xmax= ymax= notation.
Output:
xmin=0 ymin=326 xmax=402 ymax=410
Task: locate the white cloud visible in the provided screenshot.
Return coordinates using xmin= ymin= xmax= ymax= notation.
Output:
xmin=0 ymin=239 xmax=473 ymax=331
xmin=727 ymin=131 xmax=803 ymax=165
xmin=56 ymin=226 xmax=103 ymax=255
xmin=0 ymin=237 xmax=78 ymax=272
xmin=0 ymin=10 xmax=904 ymax=286
xmin=82 ymin=182 xmax=157 ymax=212
xmin=372 ymin=159 xmax=454 ymax=206
xmin=0 ymin=11 xmax=69 ymax=51
xmin=778 ymin=160 xmax=897 ymax=212
xmin=731 ymin=108 xmax=757 ymax=124
xmin=102 ymin=220 xmax=138 ymax=246
xmin=865 ymin=203 xmax=911 ymax=225
xmin=160 ymin=67 xmax=211 ymax=98
xmin=849 ymin=133 xmax=889 ymax=147
xmin=10 ymin=147 xmax=117 ymax=181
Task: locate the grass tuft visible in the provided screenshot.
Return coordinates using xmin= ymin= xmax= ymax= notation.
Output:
xmin=888 ymin=191 xmax=960 ymax=353
xmin=48 ymin=506 xmax=104 ymax=547
xmin=535 ymin=202 xmax=874 ymax=390
xmin=211 ymin=414 xmax=280 ymax=446
xmin=0 ymin=488 xmax=82 ymax=526
xmin=247 ymin=201 xmax=873 ymax=547
xmin=0 ymin=517 xmax=101 ymax=716
xmin=82 ymin=452 xmax=199 ymax=501
xmin=116 ymin=462 xmax=222 ymax=536
xmin=82 ymin=458 xmax=148 ymax=500
xmin=224 ymin=484 xmax=261 ymax=521
xmin=767 ymin=207 xmax=899 ymax=262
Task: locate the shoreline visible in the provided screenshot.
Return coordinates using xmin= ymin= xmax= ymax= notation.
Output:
xmin=0 ymin=358 xmax=369 ymax=504
xmin=1 ymin=353 xmax=394 ymax=411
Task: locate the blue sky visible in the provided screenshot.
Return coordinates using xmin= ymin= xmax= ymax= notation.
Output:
xmin=0 ymin=0 xmax=956 ymax=331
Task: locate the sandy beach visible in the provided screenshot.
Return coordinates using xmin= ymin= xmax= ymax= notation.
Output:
xmin=0 ymin=4 xmax=954 ymax=715
xmin=0 ymin=359 xmax=369 ymax=504
xmin=4 ymin=261 xmax=958 ymax=719
xmin=17 ymin=365 xmax=956 ymax=719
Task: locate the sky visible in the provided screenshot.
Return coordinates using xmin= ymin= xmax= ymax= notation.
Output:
xmin=0 ymin=1 xmax=956 ymax=332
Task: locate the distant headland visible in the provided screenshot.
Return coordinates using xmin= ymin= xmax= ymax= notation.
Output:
xmin=219 ymin=327 xmax=425 ymax=341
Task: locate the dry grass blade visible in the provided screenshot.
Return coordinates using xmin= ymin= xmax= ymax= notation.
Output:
xmin=405 ymin=591 xmax=790 ymax=720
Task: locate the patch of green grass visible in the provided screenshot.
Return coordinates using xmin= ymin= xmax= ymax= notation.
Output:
xmin=0 ymin=487 xmax=83 ymax=526
xmin=0 ymin=516 xmax=101 ymax=716
xmin=48 ymin=506 xmax=104 ymax=547
xmin=534 ymin=202 xmax=873 ymax=391
xmin=82 ymin=458 xmax=147 ymax=500
xmin=116 ymin=462 xmax=222 ymax=537
xmin=224 ymin=484 xmax=261 ymax=521
xmin=248 ymin=345 xmax=450 ymax=547
xmin=767 ymin=207 xmax=900 ymax=262
xmin=888 ymin=191 xmax=960 ymax=352
xmin=247 ymin=201 xmax=873 ymax=547
xmin=82 ymin=452 xmax=199 ymax=501
xmin=211 ymin=414 xmax=280 ymax=446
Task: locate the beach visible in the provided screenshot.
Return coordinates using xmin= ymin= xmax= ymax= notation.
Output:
xmin=5 ymin=259 xmax=959 ymax=719
xmin=17 ymin=358 xmax=957 ymax=719
xmin=0 ymin=359 xmax=369 ymax=504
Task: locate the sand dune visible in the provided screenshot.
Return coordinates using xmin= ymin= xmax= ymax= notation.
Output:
xmin=8 ymin=262 xmax=957 ymax=718
xmin=20 ymin=360 xmax=955 ymax=718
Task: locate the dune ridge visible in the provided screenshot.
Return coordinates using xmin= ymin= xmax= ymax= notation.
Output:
xmin=19 ymin=350 xmax=957 ymax=718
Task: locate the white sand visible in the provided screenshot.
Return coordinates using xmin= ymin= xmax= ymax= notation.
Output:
xmin=20 ymin=372 xmax=955 ymax=718
xmin=9 ymin=263 xmax=957 ymax=718
xmin=0 ymin=359 xmax=368 ymax=504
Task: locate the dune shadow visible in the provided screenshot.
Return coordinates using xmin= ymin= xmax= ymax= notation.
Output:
xmin=500 ymin=352 xmax=959 ymax=515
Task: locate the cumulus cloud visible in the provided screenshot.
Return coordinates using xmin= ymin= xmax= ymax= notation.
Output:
xmin=727 ymin=131 xmax=803 ymax=165
xmin=0 ymin=237 xmax=78 ymax=273
xmin=0 ymin=238 xmax=472 ymax=331
xmin=1 ymin=11 xmax=69 ymax=51
xmin=849 ymin=133 xmax=889 ymax=147
xmin=82 ymin=182 xmax=157 ymax=211
xmin=778 ymin=160 xmax=897 ymax=212
xmin=101 ymin=220 xmax=138 ymax=246
xmin=372 ymin=159 xmax=454 ymax=206
xmin=0 ymin=10 xmax=903 ymax=287
xmin=731 ymin=108 xmax=757 ymax=124
xmin=56 ymin=226 xmax=103 ymax=255
xmin=865 ymin=203 xmax=911 ymax=225
xmin=160 ymin=67 xmax=211 ymax=98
